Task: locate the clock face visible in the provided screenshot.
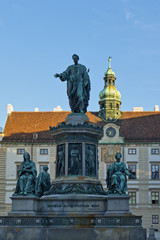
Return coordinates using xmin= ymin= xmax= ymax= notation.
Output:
xmin=106 ymin=127 xmax=116 ymax=138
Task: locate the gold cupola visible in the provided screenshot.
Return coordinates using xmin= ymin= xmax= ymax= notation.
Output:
xmin=98 ymin=57 xmax=122 ymax=121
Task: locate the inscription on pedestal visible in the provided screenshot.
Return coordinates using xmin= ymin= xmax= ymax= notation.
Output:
xmin=47 ymin=204 xmax=100 ymax=209
xmin=46 ymin=203 xmax=100 ymax=212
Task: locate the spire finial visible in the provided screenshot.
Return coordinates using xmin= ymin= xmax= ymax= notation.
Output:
xmin=108 ymin=56 xmax=112 ymax=68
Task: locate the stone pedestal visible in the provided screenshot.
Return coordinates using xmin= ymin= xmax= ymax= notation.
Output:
xmin=105 ymin=195 xmax=131 ymax=215
xmin=9 ymin=194 xmax=107 ymax=216
xmin=9 ymin=196 xmax=40 ymax=216
xmin=40 ymin=194 xmax=107 ymax=216
xmin=9 ymin=194 xmax=132 ymax=217
xmin=49 ymin=113 xmax=104 ymax=193
xmin=65 ymin=112 xmax=89 ymax=125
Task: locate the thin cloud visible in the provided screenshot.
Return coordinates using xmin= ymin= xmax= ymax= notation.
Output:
xmin=125 ymin=10 xmax=157 ymax=31
xmin=125 ymin=11 xmax=134 ymax=20
xmin=134 ymin=21 xmax=157 ymax=31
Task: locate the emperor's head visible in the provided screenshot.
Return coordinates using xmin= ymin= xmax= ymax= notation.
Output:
xmin=72 ymin=54 xmax=79 ymax=64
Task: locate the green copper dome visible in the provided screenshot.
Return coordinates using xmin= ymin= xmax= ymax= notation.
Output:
xmin=98 ymin=57 xmax=122 ymax=121
xmin=99 ymin=85 xmax=121 ymax=101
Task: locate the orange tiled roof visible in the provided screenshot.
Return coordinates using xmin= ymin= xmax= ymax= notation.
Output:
xmin=3 ymin=111 xmax=103 ymax=143
xmin=120 ymin=111 xmax=160 ymax=142
xmin=121 ymin=111 xmax=160 ymax=119
xmin=2 ymin=111 xmax=160 ymax=143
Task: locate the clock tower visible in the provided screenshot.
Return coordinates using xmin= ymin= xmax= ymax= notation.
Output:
xmin=98 ymin=57 xmax=122 ymax=121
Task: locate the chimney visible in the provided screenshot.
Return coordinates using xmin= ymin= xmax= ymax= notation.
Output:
xmin=133 ymin=107 xmax=143 ymax=112
xmin=53 ymin=106 xmax=62 ymax=112
xmin=7 ymin=104 xmax=13 ymax=114
xmin=34 ymin=108 xmax=39 ymax=112
xmin=154 ymin=105 xmax=159 ymax=111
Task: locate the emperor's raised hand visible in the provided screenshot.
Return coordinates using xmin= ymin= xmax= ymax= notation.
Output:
xmin=54 ymin=73 xmax=60 ymax=78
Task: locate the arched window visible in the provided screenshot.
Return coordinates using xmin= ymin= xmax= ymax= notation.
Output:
xmin=101 ymin=103 xmax=105 ymax=109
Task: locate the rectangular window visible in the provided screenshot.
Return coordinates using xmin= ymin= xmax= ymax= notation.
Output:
xmin=151 ymin=165 xmax=159 ymax=180
xmin=16 ymin=164 xmax=20 ymax=179
xmin=128 ymin=192 xmax=136 ymax=205
xmin=40 ymin=149 xmax=48 ymax=155
xmin=151 ymin=149 xmax=159 ymax=155
xmin=40 ymin=164 xmax=48 ymax=173
xmin=152 ymin=215 xmax=159 ymax=224
xmin=17 ymin=149 xmax=25 ymax=155
xmin=128 ymin=164 xmax=136 ymax=179
xmin=151 ymin=192 xmax=159 ymax=204
xmin=128 ymin=148 xmax=136 ymax=155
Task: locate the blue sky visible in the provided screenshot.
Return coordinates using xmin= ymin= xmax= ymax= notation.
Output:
xmin=0 ymin=0 xmax=160 ymax=128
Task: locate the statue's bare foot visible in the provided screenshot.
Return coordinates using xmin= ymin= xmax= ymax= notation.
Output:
xmin=24 ymin=192 xmax=27 ymax=195
xmin=20 ymin=192 xmax=23 ymax=195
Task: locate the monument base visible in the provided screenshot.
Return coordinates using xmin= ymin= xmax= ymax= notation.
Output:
xmin=4 ymin=194 xmax=147 ymax=239
xmin=0 ymin=215 xmax=146 ymax=240
xmin=9 ymin=194 xmax=108 ymax=216
xmin=9 ymin=194 xmax=132 ymax=217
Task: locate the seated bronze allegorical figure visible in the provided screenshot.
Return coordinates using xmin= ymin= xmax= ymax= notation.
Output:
xmin=35 ymin=166 xmax=51 ymax=197
xmin=14 ymin=152 xmax=37 ymax=196
xmin=106 ymin=153 xmax=136 ymax=194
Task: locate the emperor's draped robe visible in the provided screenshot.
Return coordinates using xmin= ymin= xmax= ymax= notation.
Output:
xmin=60 ymin=64 xmax=90 ymax=113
